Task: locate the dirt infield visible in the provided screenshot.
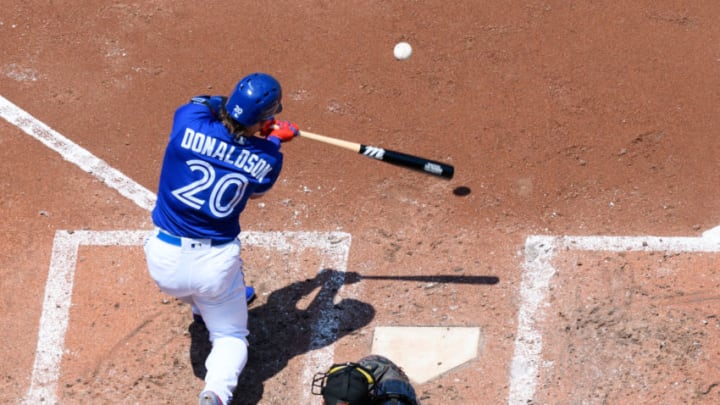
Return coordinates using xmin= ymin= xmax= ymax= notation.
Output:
xmin=2 ymin=1 xmax=720 ymax=404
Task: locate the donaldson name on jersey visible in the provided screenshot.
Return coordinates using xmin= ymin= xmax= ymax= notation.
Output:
xmin=152 ymin=101 xmax=283 ymax=240
xmin=179 ymin=128 xmax=274 ymax=182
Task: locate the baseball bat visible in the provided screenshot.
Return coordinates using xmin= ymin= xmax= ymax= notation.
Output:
xmin=299 ymin=130 xmax=454 ymax=179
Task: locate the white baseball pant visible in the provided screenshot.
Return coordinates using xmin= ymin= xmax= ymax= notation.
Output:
xmin=144 ymin=229 xmax=249 ymax=404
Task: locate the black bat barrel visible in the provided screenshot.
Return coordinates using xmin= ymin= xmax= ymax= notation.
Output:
xmin=359 ymin=145 xmax=454 ymax=179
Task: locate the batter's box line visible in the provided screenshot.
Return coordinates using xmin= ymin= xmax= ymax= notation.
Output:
xmin=24 ymin=229 xmax=352 ymax=405
xmin=507 ymin=231 xmax=720 ymax=405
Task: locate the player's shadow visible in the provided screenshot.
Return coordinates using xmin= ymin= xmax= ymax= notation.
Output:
xmin=188 ymin=268 xmax=374 ymax=405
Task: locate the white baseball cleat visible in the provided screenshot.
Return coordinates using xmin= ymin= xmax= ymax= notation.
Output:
xmin=199 ymin=390 xmax=223 ymax=405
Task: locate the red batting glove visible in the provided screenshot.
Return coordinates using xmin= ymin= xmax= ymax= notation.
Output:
xmin=268 ymin=120 xmax=300 ymax=142
xmin=260 ymin=117 xmax=277 ymax=136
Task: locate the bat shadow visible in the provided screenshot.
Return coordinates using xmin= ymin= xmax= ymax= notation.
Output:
xmin=188 ymin=268 xmax=375 ymax=405
xmin=356 ymin=274 xmax=500 ymax=285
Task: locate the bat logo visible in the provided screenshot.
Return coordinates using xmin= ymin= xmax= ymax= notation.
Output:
xmin=424 ymin=162 xmax=443 ymax=174
xmin=362 ymin=146 xmax=386 ymax=160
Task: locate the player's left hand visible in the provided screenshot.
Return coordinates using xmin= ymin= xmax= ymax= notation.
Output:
xmin=268 ymin=120 xmax=299 ymax=142
xmin=260 ymin=117 xmax=277 ymax=136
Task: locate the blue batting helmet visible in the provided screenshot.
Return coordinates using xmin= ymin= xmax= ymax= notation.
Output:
xmin=226 ymin=73 xmax=283 ymax=126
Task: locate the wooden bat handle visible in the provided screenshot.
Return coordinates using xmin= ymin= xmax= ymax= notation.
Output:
xmin=299 ymin=130 xmax=361 ymax=152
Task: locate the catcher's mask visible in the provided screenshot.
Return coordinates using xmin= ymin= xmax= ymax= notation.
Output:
xmin=312 ymin=362 xmax=376 ymax=405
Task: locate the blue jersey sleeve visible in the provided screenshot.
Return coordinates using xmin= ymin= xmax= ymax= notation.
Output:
xmin=189 ymin=95 xmax=227 ymax=118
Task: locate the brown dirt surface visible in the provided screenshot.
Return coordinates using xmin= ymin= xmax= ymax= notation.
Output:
xmin=2 ymin=1 xmax=720 ymax=404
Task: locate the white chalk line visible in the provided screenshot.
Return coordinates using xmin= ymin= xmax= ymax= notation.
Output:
xmin=23 ymin=230 xmax=351 ymax=405
xmin=0 ymin=95 xmax=351 ymax=404
xmin=0 ymin=95 xmax=156 ymax=211
xmin=21 ymin=231 xmax=147 ymax=405
xmin=508 ymin=232 xmax=720 ymax=405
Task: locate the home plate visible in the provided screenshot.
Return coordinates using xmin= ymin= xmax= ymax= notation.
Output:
xmin=371 ymin=326 xmax=482 ymax=383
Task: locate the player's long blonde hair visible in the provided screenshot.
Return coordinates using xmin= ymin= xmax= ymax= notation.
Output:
xmin=218 ymin=108 xmax=251 ymax=143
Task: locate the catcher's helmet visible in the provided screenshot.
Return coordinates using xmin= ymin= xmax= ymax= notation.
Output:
xmin=312 ymin=362 xmax=375 ymax=405
xmin=226 ymin=73 xmax=283 ymax=126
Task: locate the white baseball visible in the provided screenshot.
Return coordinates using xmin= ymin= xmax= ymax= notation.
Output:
xmin=393 ymin=42 xmax=412 ymax=60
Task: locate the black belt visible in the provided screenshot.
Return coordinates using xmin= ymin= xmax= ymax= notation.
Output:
xmin=156 ymin=230 xmax=234 ymax=247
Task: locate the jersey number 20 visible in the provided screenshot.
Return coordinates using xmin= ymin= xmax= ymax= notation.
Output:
xmin=171 ymin=159 xmax=248 ymax=218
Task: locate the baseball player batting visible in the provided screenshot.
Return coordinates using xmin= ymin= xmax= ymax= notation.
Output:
xmin=144 ymin=72 xmax=299 ymax=405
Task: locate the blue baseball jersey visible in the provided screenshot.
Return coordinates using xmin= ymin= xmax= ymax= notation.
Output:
xmin=152 ymin=96 xmax=283 ymax=240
